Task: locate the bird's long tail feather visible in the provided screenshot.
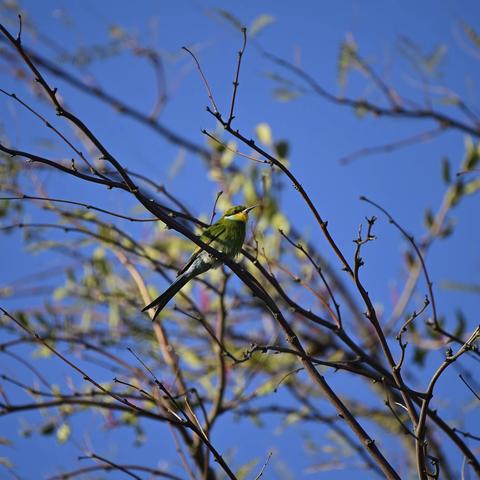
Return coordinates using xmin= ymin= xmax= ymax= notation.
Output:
xmin=142 ymin=271 xmax=193 ymax=320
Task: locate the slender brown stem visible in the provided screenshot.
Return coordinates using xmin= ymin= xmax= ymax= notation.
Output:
xmin=414 ymin=327 xmax=479 ymax=479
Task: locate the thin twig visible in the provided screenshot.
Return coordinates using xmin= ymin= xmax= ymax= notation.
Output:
xmin=339 ymin=125 xmax=445 ymax=164
xmin=78 ymin=453 xmax=142 ymax=480
xmin=0 ymin=307 xmax=177 ymax=424
xmin=182 ymin=46 xmax=219 ymax=114
xmin=458 ymin=373 xmax=480 ymax=401
xmin=227 ymin=27 xmax=247 ymax=126
xmin=0 ymin=195 xmax=158 ymax=222
xmin=254 ymin=451 xmax=273 ymax=480
xmin=361 ymin=196 xmax=439 ymax=330
xmin=279 ymin=228 xmax=342 ymax=329
xmin=261 ymin=48 xmax=480 ymax=138
xmin=415 ymin=327 xmax=479 ymax=479
xmin=202 ymin=130 xmax=266 ymax=163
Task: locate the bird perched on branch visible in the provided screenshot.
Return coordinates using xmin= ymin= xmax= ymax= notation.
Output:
xmin=143 ymin=204 xmax=257 ymax=320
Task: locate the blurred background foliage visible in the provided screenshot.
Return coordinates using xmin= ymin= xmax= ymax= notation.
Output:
xmin=0 ymin=1 xmax=479 ymax=479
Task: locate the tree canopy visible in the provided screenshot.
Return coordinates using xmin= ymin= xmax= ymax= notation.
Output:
xmin=0 ymin=2 xmax=479 ymax=479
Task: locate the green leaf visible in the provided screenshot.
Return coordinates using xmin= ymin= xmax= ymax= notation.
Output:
xmin=19 ymin=421 xmax=32 ymax=438
xmin=34 ymin=345 xmax=53 ymax=359
xmin=453 ymin=310 xmax=466 ymax=339
xmin=354 ymin=102 xmax=369 ymax=118
xmin=272 ymin=212 xmax=290 ymax=234
xmin=464 ymin=137 xmax=480 ymax=170
xmin=439 ymin=221 xmax=454 ymax=238
xmin=109 ymin=25 xmax=127 ymax=40
xmin=1 ymin=0 xmax=20 ymax=12
xmin=242 ymin=178 xmax=257 ymax=205
xmin=134 ymin=426 xmax=146 ymax=447
xmin=108 ymin=302 xmax=120 ymax=329
xmin=441 ymin=157 xmax=451 ymax=184
xmin=285 ymin=411 xmax=304 ymax=426
xmin=337 ymin=35 xmax=358 ymax=87
xmin=441 ymin=281 xmax=480 ymax=294
xmin=0 ymin=199 xmax=11 ymax=218
xmin=404 ymin=250 xmax=416 ymax=270
xmin=121 ymin=411 xmax=139 ymax=426
xmin=399 ymin=38 xmax=446 ymax=76
xmin=40 ymin=421 xmax=56 ymax=436
xmin=423 ymin=44 xmax=447 ymax=73
xmin=179 ymin=347 xmax=202 ymax=368
xmin=53 ymin=287 xmax=68 ymax=301
xmin=59 ymin=404 xmax=74 ymax=415
xmin=273 ymin=87 xmax=301 ymax=102
xmin=0 ymin=457 xmax=13 ymax=469
xmin=0 ymin=286 xmax=12 ymax=298
xmin=275 ymin=140 xmax=289 ymax=159
xmin=447 ymin=181 xmax=464 ymax=207
xmin=236 ymin=458 xmax=259 ymax=479
xmin=413 ymin=347 xmax=427 ymax=366
xmin=208 ymin=167 xmax=223 ymax=182
xmin=0 ymin=437 xmax=11 ymax=446
xmin=250 ymin=15 xmax=275 ymax=37
xmin=464 ymin=178 xmax=480 ymax=195
xmin=56 ymin=423 xmax=70 ymax=444
xmin=461 ymin=22 xmax=480 ymax=50
xmin=256 ymin=123 xmax=273 ymax=146
xmin=168 ymin=151 xmax=185 ymax=179
xmin=439 ymin=95 xmax=460 ymax=106
xmin=256 ymin=378 xmax=278 ymax=396
xmin=215 ymin=9 xmax=243 ymax=30
xmin=424 ymin=209 xmax=434 ymax=230
xmin=220 ymin=141 xmax=236 ymax=168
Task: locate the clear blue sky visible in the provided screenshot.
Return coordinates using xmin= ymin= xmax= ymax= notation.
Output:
xmin=1 ymin=1 xmax=479 ymax=478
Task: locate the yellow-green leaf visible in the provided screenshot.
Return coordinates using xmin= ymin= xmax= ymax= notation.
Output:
xmin=464 ymin=137 xmax=480 ymax=170
xmin=179 ymin=348 xmax=202 ymax=368
xmin=256 ymin=378 xmax=277 ymax=396
xmin=108 ymin=302 xmax=120 ymax=329
xmin=250 ymin=14 xmax=275 ymax=37
xmin=464 ymin=178 xmax=480 ymax=195
xmin=216 ymin=9 xmax=243 ymax=30
xmin=441 ymin=157 xmax=451 ymax=184
xmin=236 ymin=458 xmax=259 ymax=479
xmin=273 ymin=88 xmax=300 ymax=102
xmin=220 ymin=141 xmax=236 ymax=167
xmin=461 ymin=22 xmax=480 ymax=50
xmin=0 ymin=437 xmax=11 ymax=446
xmin=53 ymin=287 xmax=68 ymax=301
xmin=256 ymin=123 xmax=273 ymax=147
xmin=109 ymin=25 xmax=126 ymax=40
xmin=56 ymin=423 xmax=70 ymax=443
xmin=0 ymin=457 xmax=13 ymax=469
xmin=34 ymin=345 xmax=53 ymax=359
xmin=272 ymin=212 xmax=290 ymax=234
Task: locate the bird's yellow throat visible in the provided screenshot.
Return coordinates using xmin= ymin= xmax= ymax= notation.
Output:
xmin=225 ymin=211 xmax=248 ymax=223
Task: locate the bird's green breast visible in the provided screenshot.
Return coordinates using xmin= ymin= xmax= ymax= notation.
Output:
xmin=202 ymin=218 xmax=246 ymax=258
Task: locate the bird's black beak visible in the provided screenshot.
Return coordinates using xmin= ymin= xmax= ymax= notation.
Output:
xmin=244 ymin=205 xmax=259 ymax=214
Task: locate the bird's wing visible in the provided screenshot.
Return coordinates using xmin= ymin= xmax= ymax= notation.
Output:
xmin=176 ymin=224 xmax=226 ymax=276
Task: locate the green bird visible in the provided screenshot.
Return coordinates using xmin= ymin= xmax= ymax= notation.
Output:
xmin=143 ymin=204 xmax=257 ymax=320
